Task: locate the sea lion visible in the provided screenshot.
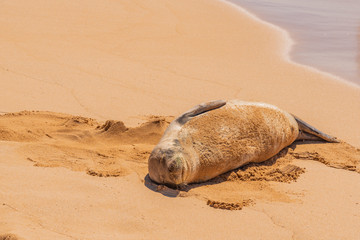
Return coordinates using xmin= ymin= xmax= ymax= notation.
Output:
xmin=148 ymin=100 xmax=338 ymax=187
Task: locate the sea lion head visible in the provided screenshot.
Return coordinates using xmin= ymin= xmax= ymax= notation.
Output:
xmin=148 ymin=140 xmax=189 ymax=187
xmin=148 ymin=100 xmax=226 ymax=187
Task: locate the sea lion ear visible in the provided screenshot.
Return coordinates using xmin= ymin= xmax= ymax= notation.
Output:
xmin=176 ymin=100 xmax=226 ymax=125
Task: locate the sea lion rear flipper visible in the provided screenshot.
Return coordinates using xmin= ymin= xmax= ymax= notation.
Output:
xmin=293 ymin=115 xmax=339 ymax=143
xmin=176 ymin=100 xmax=226 ymax=125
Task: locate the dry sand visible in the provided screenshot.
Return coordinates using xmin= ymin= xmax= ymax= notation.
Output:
xmin=1 ymin=0 xmax=360 ymax=239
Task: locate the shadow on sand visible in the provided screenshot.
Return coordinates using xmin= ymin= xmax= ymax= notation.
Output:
xmin=144 ymin=140 xmax=331 ymax=197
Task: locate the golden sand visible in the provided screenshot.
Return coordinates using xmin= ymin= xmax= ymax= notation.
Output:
xmin=1 ymin=0 xmax=360 ymax=239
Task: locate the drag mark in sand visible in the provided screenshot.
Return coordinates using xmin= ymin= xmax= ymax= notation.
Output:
xmin=0 ymin=111 xmax=359 ymax=210
xmin=206 ymin=199 xmax=254 ymax=210
xmin=0 ymin=233 xmax=19 ymax=240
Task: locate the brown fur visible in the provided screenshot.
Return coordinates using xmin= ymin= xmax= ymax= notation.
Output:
xmin=178 ymin=101 xmax=298 ymax=183
xmin=148 ymin=100 xmax=299 ymax=185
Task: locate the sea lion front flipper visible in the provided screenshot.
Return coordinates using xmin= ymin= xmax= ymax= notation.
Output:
xmin=293 ymin=115 xmax=339 ymax=143
xmin=176 ymin=100 xmax=226 ymax=125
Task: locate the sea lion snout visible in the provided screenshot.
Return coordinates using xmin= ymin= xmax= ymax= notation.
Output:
xmin=148 ymin=147 xmax=186 ymax=186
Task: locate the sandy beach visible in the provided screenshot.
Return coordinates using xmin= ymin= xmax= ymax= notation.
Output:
xmin=1 ymin=0 xmax=360 ymax=239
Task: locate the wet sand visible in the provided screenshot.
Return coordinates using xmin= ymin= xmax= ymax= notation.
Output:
xmin=229 ymin=0 xmax=360 ymax=85
xmin=1 ymin=0 xmax=360 ymax=239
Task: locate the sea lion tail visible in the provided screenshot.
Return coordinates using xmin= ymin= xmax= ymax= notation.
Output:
xmin=293 ymin=115 xmax=339 ymax=143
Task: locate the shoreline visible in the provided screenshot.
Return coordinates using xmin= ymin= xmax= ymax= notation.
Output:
xmin=221 ymin=0 xmax=360 ymax=90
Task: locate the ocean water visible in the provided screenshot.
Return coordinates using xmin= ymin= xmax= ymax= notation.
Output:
xmin=228 ymin=0 xmax=360 ymax=86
